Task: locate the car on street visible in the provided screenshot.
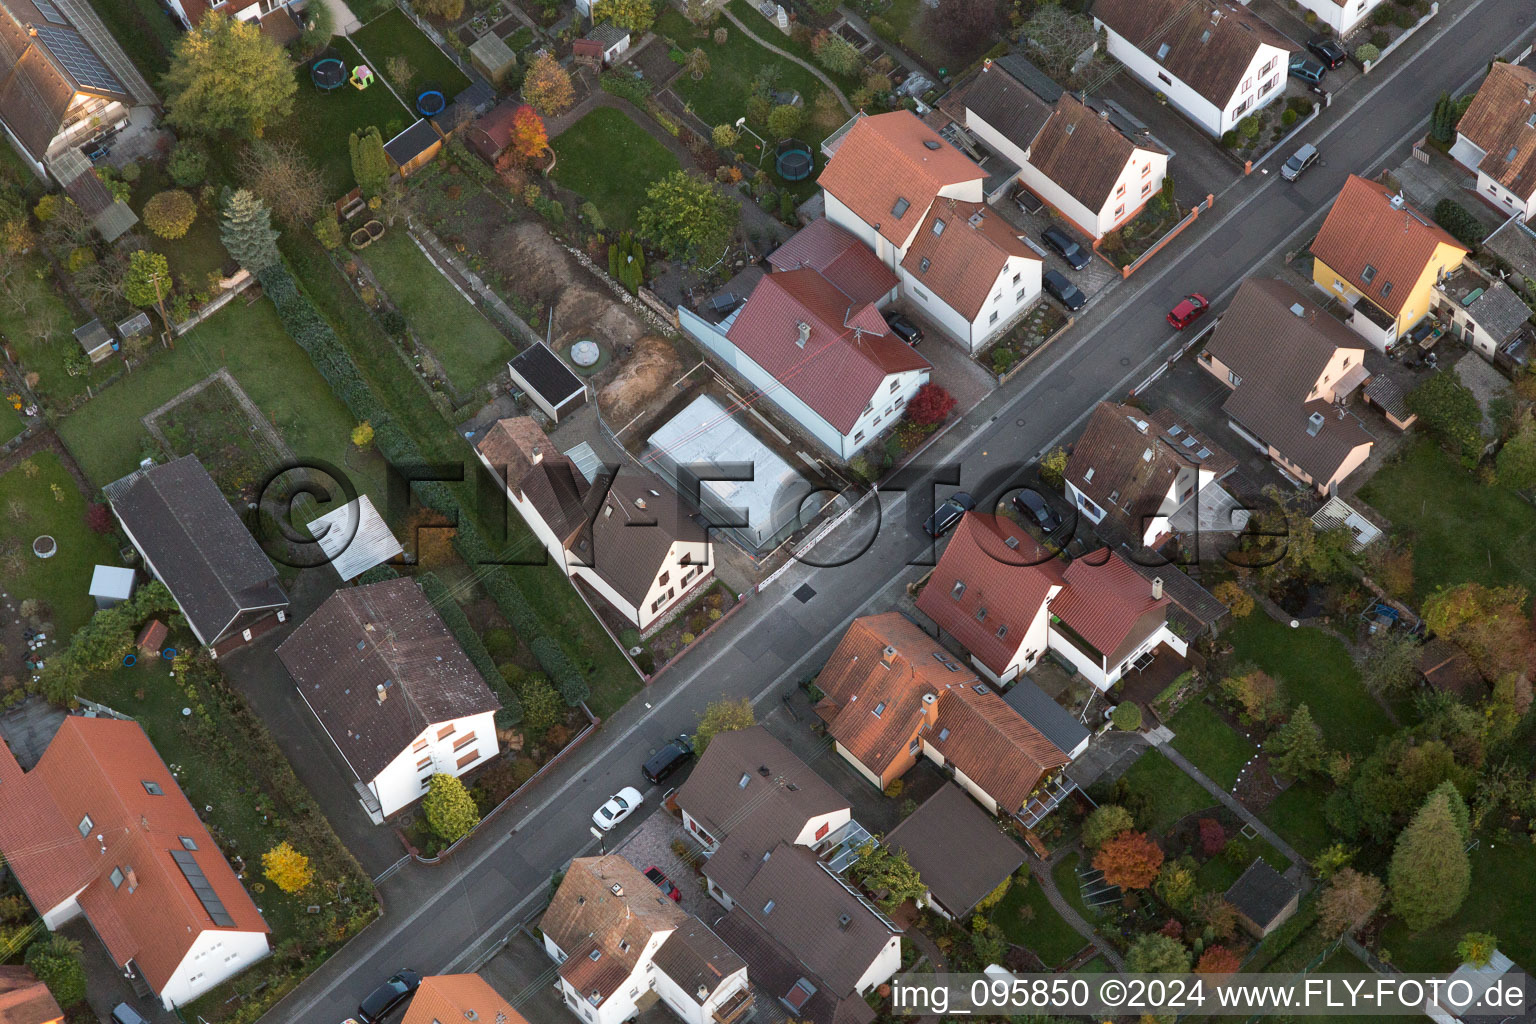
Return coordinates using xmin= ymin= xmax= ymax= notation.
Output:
xmin=1012 ymin=490 xmax=1063 ymax=533
xmin=357 ymin=971 xmax=421 ymax=1024
xmin=642 ymin=735 xmax=693 ymax=784
xmin=1013 ymin=185 xmax=1044 ymax=215
xmin=1281 ymin=143 xmax=1319 ymax=182
xmin=1289 ymin=54 xmax=1327 ymax=84
xmin=644 ymin=865 xmax=683 ymax=901
xmin=1166 ymin=293 xmax=1210 ymax=330
xmin=1042 ymin=225 xmax=1091 ymax=270
xmin=886 ymin=311 xmax=923 ymax=346
xmin=110 ymin=1006 xmax=149 ymax=1024
xmin=1307 ymin=34 xmax=1347 ymax=69
xmin=924 ymin=491 xmax=975 ymax=537
xmin=1042 ymin=269 xmax=1087 ymax=311
xmin=593 ymin=786 xmax=644 ymax=831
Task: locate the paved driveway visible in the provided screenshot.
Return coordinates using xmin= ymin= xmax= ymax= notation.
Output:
xmin=1098 ymin=77 xmax=1241 ymax=204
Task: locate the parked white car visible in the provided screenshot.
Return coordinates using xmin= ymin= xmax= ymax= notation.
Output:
xmin=593 ymin=787 xmax=644 ymax=831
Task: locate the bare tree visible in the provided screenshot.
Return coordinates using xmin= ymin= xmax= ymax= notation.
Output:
xmin=238 ymin=139 xmax=327 ymax=227
xmin=1021 ymin=3 xmax=1097 ymax=81
xmin=73 ymin=250 xmax=130 ymax=312
xmin=922 ymin=0 xmax=1002 ymax=54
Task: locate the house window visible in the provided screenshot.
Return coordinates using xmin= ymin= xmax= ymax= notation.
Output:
xmin=412 ymin=738 xmax=427 ymax=752
xmin=909 ymin=739 xmax=920 ymax=756
xmin=815 ymin=821 xmax=830 ymax=840
xmin=422 ymin=776 xmax=433 ymax=791
xmin=651 ymin=595 xmax=665 ymax=612
xmin=1013 ymin=272 xmax=1021 ymax=285
xmin=1361 ymin=264 xmax=1377 ymax=284
xmin=1259 ymin=77 xmax=1276 ymax=97
xmin=996 ymin=625 xmax=1009 ymax=639
xmin=1261 ymin=57 xmax=1277 ymax=75
xmin=1142 ymin=163 xmax=1152 ymax=176
xmin=913 ymin=286 xmax=927 ymax=300
xmin=854 ymin=431 xmax=865 ymax=443
xmin=1114 ymin=204 xmax=1125 ymax=217
xmin=872 ymin=702 xmax=885 ymax=717
xmin=1242 ymin=77 xmax=1252 ymax=93
xmin=1157 ymin=71 xmax=1171 ymax=85
xmin=952 ymin=581 xmax=965 ymax=599
xmin=989 ymin=311 xmax=999 ymax=324
xmin=1228 ymin=370 xmax=1242 ymax=387
xmin=453 ymin=732 xmax=477 ymax=751
xmin=890 ymin=380 xmax=900 ymax=392
xmin=1232 ymin=98 xmax=1251 ymax=118
xmin=1141 ymin=182 xmax=1152 ymax=196
xmin=110 ymin=867 xmax=125 ymax=889
xmin=659 ymin=571 xmax=669 ymax=586
xmin=1016 ymin=289 xmax=1026 ymax=302
xmin=456 ymin=750 xmax=480 ymax=769
xmin=1115 ymin=183 xmax=1125 ymax=197
xmin=975 ymin=607 xmax=988 ymax=622
xmin=437 ymin=724 xmax=456 ymax=740
xmin=78 ymin=815 xmax=93 ymax=838
xmin=180 ymin=836 xmax=198 ymax=851
xmin=141 ymin=780 xmax=163 ymax=796
xmin=417 ymin=756 xmax=433 ymax=770
xmin=872 ymin=416 xmax=881 ymax=427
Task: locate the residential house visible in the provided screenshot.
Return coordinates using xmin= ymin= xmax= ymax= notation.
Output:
xmin=1093 ymin=0 xmax=1295 ymax=139
xmin=675 ymin=727 xmax=901 ymax=1021
xmin=1450 ymin=61 xmax=1536 ymax=220
xmin=275 ymin=577 xmax=502 ymax=823
xmin=160 ymin=0 xmax=304 ymax=35
xmin=1047 ymin=549 xmax=1188 ymax=689
xmin=943 ymin=54 xmax=1170 ymax=239
xmin=813 ymin=612 xmax=1075 ymax=823
xmin=1432 ymin=262 xmax=1533 ymax=362
xmin=1311 ymin=174 xmax=1470 ymax=349
xmin=1289 ymin=0 xmax=1391 ymax=36
xmin=475 ymin=417 xmax=713 ymax=628
xmin=0 ymin=717 xmax=270 ymax=1008
xmin=882 ymin=784 xmax=1024 ymax=920
xmin=0 ymin=0 xmax=150 ymax=240
xmin=1065 ymin=401 xmax=1241 ymax=550
xmin=818 ymin=110 xmax=1043 ymax=352
xmin=540 ymin=856 xmax=753 ymax=1024
xmin=0 ymin=967 xmax=62 ymax=1024
xmin=1200 ymin=278 xmax=1376 ymax=494
xmin=1225 ymin=858 xmax=1300 ymax=938
xmin=103 ymin=455 xmax=289 ymax=655
xmin=401 ymin=975 xmax=532 ymax=1024
xmin=677 ymin=218 xmax=932 ymax=458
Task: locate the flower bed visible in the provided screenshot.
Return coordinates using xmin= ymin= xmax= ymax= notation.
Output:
xmin=980 ymin=302 xmax=1070 ymax=378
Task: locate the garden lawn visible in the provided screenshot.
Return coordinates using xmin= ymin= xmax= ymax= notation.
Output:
xmin=1261 ymin=780 xmax=1333 ymax=859
xmin=1194 ymin=833 xmax=1287 ymax=892
xmin=1168 ymin=700 xmax=1256 ymax=789
xmin=996 ymin=877 xmax=1086 ymax=966
xmin=360 ymin=230 xmax=516 ymax=390
xmin=271 ymin=38 xmax=413 ymax=198
xmin=153 ymin=377 xmax=284 ymax=498
xmin=1118 ymin=748 xmax=1217 ymax=835
xmin=130 ymin=166 xmax=229 ymax=287
xmin=0 ymin=401 xmax=23 ymax=444
xmin=351 ymin=9 xmax=471 ymax=99
xmin=552 ymin=107 xmax=681 ymax=233
xmin=57 ymin=298 xmax=386 ymax=510
xmin=1052 ymin=852 xmax=1094 ymax=919
xmin=1378 ymin=838 xmax=1536 ymax=971
xmin=0 ymin=450 xmax=120 ymax=638
xmin=1358 ymin=437 xmax=1536 ymax=603
xmin=4 ymin=255 xmax=116 ymax=406
xmin=1222 ymin=614 xmax=1394 ymax=755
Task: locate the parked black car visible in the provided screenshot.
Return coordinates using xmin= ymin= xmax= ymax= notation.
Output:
xmin=1042 ymin=269 xmax=1087 ymax=311
xmin=1042 ymin=225 xmax=1091 ymax=270
xmin=358 ymin=971 xmax=422 ymax=1024
xmin=1012 ymin=490 xmax=1063 ymax=533
xmin=924 ymin=491 xmax=975 ymax=537
xmin=1289 ymin=53 xmax=1327 ymax=84
xmin=886 ymin=311 xmax=923 ymax=345
xmin=1306 ymin=34 xmax=1347 ymax=69
xmin=642 ymin=735 xmax=693 ymax=784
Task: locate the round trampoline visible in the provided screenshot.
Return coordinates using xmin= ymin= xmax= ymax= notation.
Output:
xmin=311 ymin=57 xmax=344 ymax=91
xmin=416 ymin=88 xmax=446 ymax=117
xmin=775 ymin=138 xmax=813 ymax=181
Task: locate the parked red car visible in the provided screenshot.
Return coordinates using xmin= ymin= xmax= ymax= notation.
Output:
xmin=1167 ymin=293 xmax=1210 ymax=330
xmin=644 ymin=866 xmax=683 ymax=902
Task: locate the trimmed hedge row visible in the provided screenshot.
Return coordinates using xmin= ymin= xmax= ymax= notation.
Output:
xmin=418 ymin=570 xmax=523 ymax=726
xmin=258 ymin=263 xmax=591 ymax=708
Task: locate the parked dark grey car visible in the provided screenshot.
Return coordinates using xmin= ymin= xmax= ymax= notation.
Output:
xmin=1042 ymin=225 xmax=1091 ymax=270
xmin=1043 ymin=269 xmax=1087 ymax=311
xmin=358 ymin=971 xmax=421 ymax=1024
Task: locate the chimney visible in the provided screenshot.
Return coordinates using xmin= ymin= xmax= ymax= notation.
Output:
xmin=1308 ymin=411 xmax=1325 ymax=436
xmin=634 ymin=496 xmax=647 ymax=510
xmin=880 ymin=644 xmax=897 ymax=668
xmin=1152 ymin=577 xmax=1163 ymax=600
xmin=795 ymin=321 xmax=811 ymax=348
xmin=838 ymin=913 xmax=852 ymax=931
xmin=921 ymin=691 xmax=939 ymax=727
xmin=610 ymin=882 xmax=625 ymax=897
xmin=697 ymin=986 xmax=710 ymax=1002
xmin=529 ymin=445 xmax=544 ymax=465
xmin=1390 ymin=192 xmax=1406 ymax=210
xmin=1100 ymin=107 xmax=1110 ymax=120
xmin=1525 ymin=81 xmax=1536 ymax=103
xmin=376 ymin=683 xmax=387 ymax=704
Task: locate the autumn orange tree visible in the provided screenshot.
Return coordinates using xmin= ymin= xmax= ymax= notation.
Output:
xmin=1196 ymin=946 xmax=1241 ymax=974
xmin=1092 ymin=830 xmax=1164 ymax=889
xmin=509 ymin=105 xmax=549 ymax=163
xmin=523 ymin=53 xmax=574 ymax=116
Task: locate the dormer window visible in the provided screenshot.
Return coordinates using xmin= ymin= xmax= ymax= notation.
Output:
xmin=141 ymin=780 xmax=163 ymax=795
xmin=1380 ymin=281 xmax=1392 ymax=298
xmin=932 ymin=219 xmax=945 ymax=236
xmin=975 ymin=607 xmax=987 ymax=622
xmin=1361 ymin=264 xmax=1377 ymax=284
xmin=951 ymin=581 xmax=965 ymax=599
xmin=110 ymin=867 xmax=125 ymax=888
xmin=919 ymin=257 xmax=931 ymax=274
xmin=872 ymin=702 xmax=885 ymax=717
xmin=996 ymin=625 xmax=1009 ymax=639
xmin=78 ymin=815 xmax=93 ymax=838
xmin=891 ymin=197 xmax=910 ymax=218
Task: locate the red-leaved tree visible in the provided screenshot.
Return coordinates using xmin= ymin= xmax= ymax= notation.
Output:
xmin=1198 ymin=818 xmax=1226 ymax=857
xmin=1196 ymin=946 xmax=1241 ymax=974
xmin=85 ymin=503 xmax=114 ymax=534
xmin=1092 ymin=830 xmax=1164 ymax=890
xmin=510 ymin=105 xmax=549 ymax=163
xmin=906 ymin=383 xmax=956 ymax=426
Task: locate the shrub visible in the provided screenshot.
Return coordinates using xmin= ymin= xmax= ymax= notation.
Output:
xmin=712 ymin=123 xmax=740 ymax=149
xmin=1281 ymin=108 xmax=1298 ymax=127
xmin=1433 ymin=198 xmax=1483 ymax=247
xmin=1199 ymin=817 xmax=1227 ymax=856
xmin=600 ymin=69 xmax=651 ymax=104
xmin=168 ymin=140 xmax=209 ymax=185
xmin=1354 ymin=42 xmax=1381 ymax=64
xmin=423 ymin=772 xmax=481 ymax=842
xmin=813 ymin=33 xmax=861 ymax=76
xmin=1220 ymin=129 xmax=1239 ymax=149
xmin=907 ymin=383 xmax=956 ymax=426
xmin=1083 ymin=804 xmax=1135 ymax=849
xmin=1111 ymin=702 xmax=1142 ymax=731
xmin=1212 ymin=580 xmax=1254 ymax=617
xmin=66 ymin=246 xmax=95 ymax=272
xmin=766 ymin=103 xmax=803 ymax=138
xmin=143 ymin=189 xmax=198 ymax=239
xmin=313 ymin=214 xmax=342 ymax=250
xmin=25 ymin=935 xmax=86 ymax=1007
xmin=1236 ymin=115 xmax=1261 ymax=141
xmin=262 ymin=840 xmax=314 ymax=892
xmin=883 ymin=778 xmax=904 ymax=798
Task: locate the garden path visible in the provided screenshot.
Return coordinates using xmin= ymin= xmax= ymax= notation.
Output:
xmin=1035 ymin=845 xmax=1127 ymax=970
xmin=718 ymin=5 xmax=854 ymax=114
xmin=323 ymin=0 xmax=362 ymax=34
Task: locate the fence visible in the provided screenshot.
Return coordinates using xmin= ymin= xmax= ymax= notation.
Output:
xmin=1249 ymin=103 xmax=1322 ymax=174
xmin=171 ymin=271 xmax=255 ymax=337
xmin=1130 ymin=317 xmax=1217 ymax=397
xmin=1360 ymin=2 xmax=1439 ymax=75
xmin=1119 ymin=195 xmax=1215 ymax=278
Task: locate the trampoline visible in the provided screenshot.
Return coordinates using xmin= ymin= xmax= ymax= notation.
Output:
xmin=416 ymin=88 xmax=446 ymax=117
xmin=311 ymin=56 xmax=345 ymax=91
xmin=775 ymin=138 xmax=813 ymax=181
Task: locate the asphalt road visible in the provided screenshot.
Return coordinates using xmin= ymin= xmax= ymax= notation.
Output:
xmin=266 ymin=3 xmax=1534 ymax=1020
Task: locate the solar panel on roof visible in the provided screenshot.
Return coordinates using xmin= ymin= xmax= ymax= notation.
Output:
xmin=32 ymin=0 xmax=67 ymax=25
xmin=32 ymin=25 xmax=123 ymax=94
xmin=170 ymin=848 xmax=236 ymax=927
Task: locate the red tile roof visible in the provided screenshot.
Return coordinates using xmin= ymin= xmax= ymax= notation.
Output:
xmin=1455 ymin=61 xmax=1536 ymax=201
xmin=725 ymin=268 xmax=930 ymax=434
xmin=817 ymin=111 xmax=983 ymax=247
xmin=767 ymin=218 xmax=898 ymax=304
xmin=0 ymin=968 xmax=61 ymax=1024
xmin=0 ymin=718 xmax=268 ymax=996
xmin=899 ymin=200 xmax=1037 ymax=320
xmin=914 ymin=514 xmax=1063 ymax=677
xmin=1311 ymin=174 xmax=1468 ymax=316
xmin=1050 ymin=549 xmax=1170 ymax=664
xmin=403 ymin=975 xmax=531 ymax=1024
xmin=929 ymin=683 xmax=1069 ymax=813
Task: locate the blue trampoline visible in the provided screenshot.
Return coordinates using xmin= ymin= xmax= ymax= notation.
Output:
xmin=416 ymin=88 xmax=446 ymax=117
xmin=311 ymin=57 xmax=345 ymax=91
xmin=775 ymin=138 xmax=813 ymax=181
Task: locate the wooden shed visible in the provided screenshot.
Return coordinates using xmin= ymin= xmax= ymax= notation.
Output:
xmin=469 ymin=32 xmax=517 ymax=85
xmin=384 ymin=119 xmax=445 ymax=178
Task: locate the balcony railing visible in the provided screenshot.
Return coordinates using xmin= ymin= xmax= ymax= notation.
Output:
xmin=712 ymin=986 xmax=756 ymax=1024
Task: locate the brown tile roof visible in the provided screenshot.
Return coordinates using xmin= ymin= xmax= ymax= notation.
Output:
xmin=465 ymin=99 xmax=521 ymax=163
xmin=943 ymin=60 xmax=1054 ymax=152
xmin=899 ymin=200 xmax=1037 ymax=320
xmin=576 ymin=466 xmax=707 ymax=605
xmin=1311 ymin=174 xmax=1468 ymax=317
xmin=1417 ymin=639 xmax=1486 ymax=698
xmin=650 ymin=917 xmax=747 ymax=1001
xmin=1067 ymin=402 xmax=1238 ymax=537
xmin=541 ymin=856 xmax=686 ymax=1006
xmin=402 ymin=975 xmax=531 ymax=1024
xmin=930 ymin=682 xmax=1069 ymax=811
xmin=0 ymin=718 xmax=268 ymax=996
xmin=1205 ymin=279 xmax=1375 ymax=483
xmin=1028 ymin=93 xmax=1146 ymax=212
xmin=914 ymin=514 xmax=1063 ymax=678
xmin=725 ymin=268 xmax=930 ymax=434
xmin=1456 ymin=61 xmax=1536 ymax=201
xmin=1093 ymin=0 xmax=1296 ymax=106
xmin=883 ymin=784 xmax=1024 ymax=917
xmin=767 ymin=218 xmax=899 ymax=304
xmin=735 ymin=843 xmax=899 ymax=996
xmin=0 ymin=968 xmax=62 ymax=1024
xmin=275 ymin=577 xmax=501 ymax=782
xmin=1050 ymin=549 xmax=1170 ymax=664
xmin=712 ymin=909 xmax=875 ymax=1024
xmin=477 ymin=417 xmax=595 ymax=541
xmin=817 ymin=110 xmax=984 ymax=247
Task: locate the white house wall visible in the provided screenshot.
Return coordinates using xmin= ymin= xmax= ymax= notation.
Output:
xmin=1098 ymin=25 xmax=1287 ymax=137
xmin=1475 ymin=169 xmax=1536 ymax=220
xmin=652 ymin=961 xmax=750 ymax=1024
xmin=1293 ymin=0 xmax=1386 ymax=34
xmin=475 ymin=448 xmax=572 ymax=572
xmin=369 ymin=708 xmax=499 ymax=819
xmin=159 ymin=929 xmax=270 ymax=1009
xmin=852 ymin=936 xmax=904 ymax=994
xmin=790 ymin=807 xmax=852 ymax=847
xmin=966 ymin=254 xmax=1042 ymax=350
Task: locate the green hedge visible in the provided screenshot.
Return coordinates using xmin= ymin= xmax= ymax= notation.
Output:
xmin=418 ymin=570 xmax=523 ymax=726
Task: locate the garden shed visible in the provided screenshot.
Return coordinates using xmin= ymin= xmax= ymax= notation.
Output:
xmin=468 ymin=32 xmax=517 ymax=85
xmin=466 ymin=99 xmax=521 ymax=165
xmin=305 ymin=495 xmax=404 ymax=581
xmin=88 ymin=565 xmax=135 ymax=609
xmin=507 ymin=343 xmax=587 ymax=422
xmin=384 ymin=119 xmax=445 ymax=178
xmin=72 ymin=319 xmax=114 ymax=363
xmin=573 ymin=23 xmax=629 ymax=66
xmin=1225 ymin=858 xmax=1299 ymax=938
